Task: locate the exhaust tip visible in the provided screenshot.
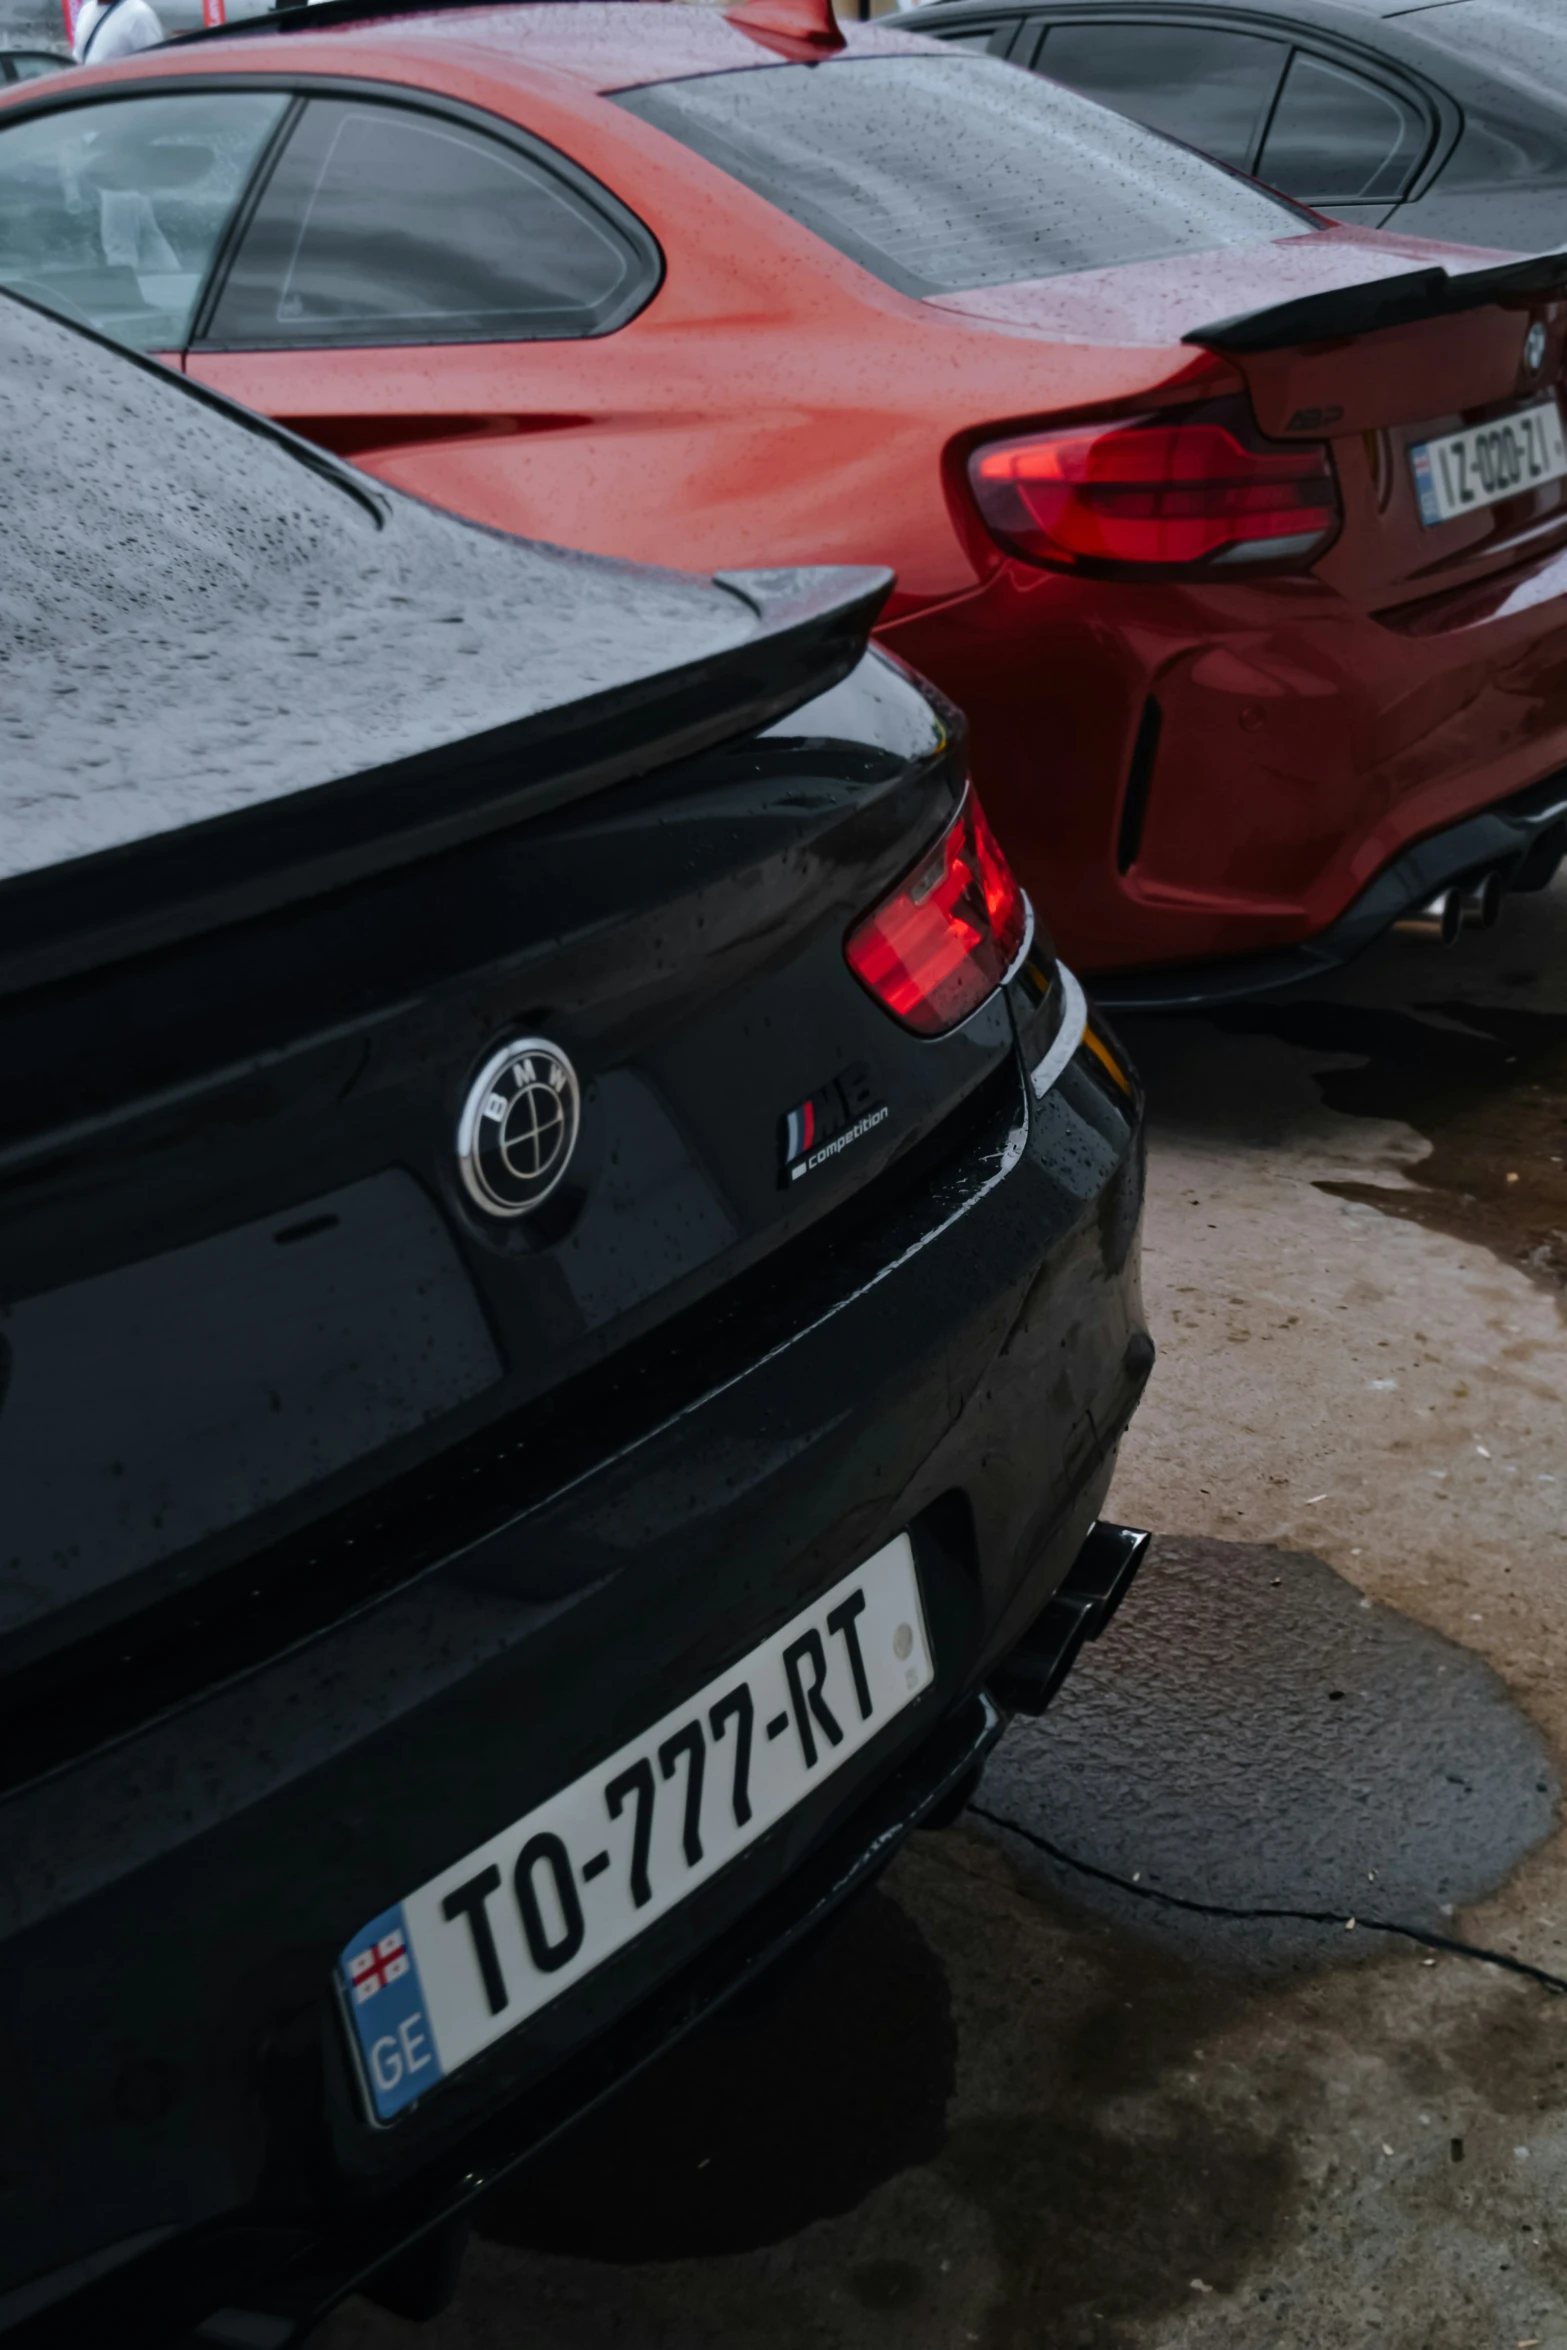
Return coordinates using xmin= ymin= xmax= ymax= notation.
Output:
xmin=988 ymin=1522 xmax=1152 ymax=1717
xmin=1394 ymin=887 xmax=1462 ymax=946
xmin=1458 ymin=870 xmax=1503 ymax=931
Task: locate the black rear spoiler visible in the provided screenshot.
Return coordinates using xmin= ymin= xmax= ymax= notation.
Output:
xmin=1185 ymin=248 xmax=1567 ymax=356
xmin=0 ymin=564 xmax=893 ymax=999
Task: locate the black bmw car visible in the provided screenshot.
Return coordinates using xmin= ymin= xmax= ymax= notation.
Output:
xmin=0 ymin=293 xmax=1152 ymax=2345
xmin=908 ymin=0 xmax=1567 ymax=251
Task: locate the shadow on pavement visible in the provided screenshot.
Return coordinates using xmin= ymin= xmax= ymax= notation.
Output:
xmin=469 ymin=1841 xmax=1304 ymax=2350
xmin=477 ymin=1886 xmax=955 ymax=2262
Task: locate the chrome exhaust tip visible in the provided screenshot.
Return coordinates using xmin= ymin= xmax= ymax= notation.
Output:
xmin=1458 ymin=870 xmax=1503 ymax=931
xmin=1394 ymin=887 xmax=1462 ymax=946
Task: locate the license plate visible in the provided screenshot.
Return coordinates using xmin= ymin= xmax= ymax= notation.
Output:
xmin=1410 ymin=399 xmax=1567 ymax=527
xmin=338 ymin=1535 xmax=933 ymax=2120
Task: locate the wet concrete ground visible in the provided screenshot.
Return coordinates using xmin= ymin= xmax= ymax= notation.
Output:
xmin=321 ymin=875 xmax=1567 ymax=2350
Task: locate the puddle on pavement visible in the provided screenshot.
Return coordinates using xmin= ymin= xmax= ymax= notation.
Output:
xmin=1212 ymin=998 xmax=1567 ymax=1298
xmin=977 ymin=1535 xmax=1557 ymax=1972
xmin=476 ymin=1886 xmax=955 ymax=2263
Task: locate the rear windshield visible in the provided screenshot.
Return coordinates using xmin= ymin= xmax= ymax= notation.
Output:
xmin=614 ymin=52 xmax=1302 ymax=299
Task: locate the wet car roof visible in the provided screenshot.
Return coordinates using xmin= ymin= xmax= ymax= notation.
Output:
xmin=161 ymin=4 xmax=940 ymax=96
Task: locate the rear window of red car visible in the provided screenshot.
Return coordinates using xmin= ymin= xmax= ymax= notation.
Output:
xmin=613 ymin=52 xmax=1305 ymax=299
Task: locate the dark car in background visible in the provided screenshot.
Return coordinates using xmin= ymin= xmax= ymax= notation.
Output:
xmin=0 ymin=290 xmax=1152 ymax=2344
xmin=909 ymin=0 xmax=1567 ymax=250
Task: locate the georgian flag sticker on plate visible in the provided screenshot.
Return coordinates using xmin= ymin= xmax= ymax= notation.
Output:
xmin=339 ymin=1914 xmax=437 ymax=2119
xmin=337 ymin=1535 xmax=932 ymax=2123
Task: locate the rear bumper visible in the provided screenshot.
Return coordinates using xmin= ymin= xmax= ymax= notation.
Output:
xmin=8 ymin=1696 xmax=1003 ymax=2350
xmin=1092 ymin=769 xmax=1567 ymax=1010
xmin=0 ymin=1030 xmax=1148 ymax=2346
xmin=882 ymin=550 xmax=1567 ymax=986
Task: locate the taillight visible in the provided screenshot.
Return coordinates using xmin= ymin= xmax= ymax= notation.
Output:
xmin=846 ymin=785 xmax=1028 ymax=1037
xmin=968 ymin=395 xmax=1340 ymax=576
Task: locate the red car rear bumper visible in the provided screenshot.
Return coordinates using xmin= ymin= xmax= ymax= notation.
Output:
xmin=883 ymin=545 xmax=1567 ymax=988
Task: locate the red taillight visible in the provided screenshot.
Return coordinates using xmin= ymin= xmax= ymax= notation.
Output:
xmin=968 ymin=395 xmax=1340 ymax=576
xmin=846 ymin=785 xmax=1028 ymax=1038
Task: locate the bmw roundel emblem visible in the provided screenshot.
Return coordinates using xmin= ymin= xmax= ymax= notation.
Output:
xmin=1526 ymin=320 xmax=1548 ymax=375
xmin=457 ymin=1038 xmax=581 ymax=1218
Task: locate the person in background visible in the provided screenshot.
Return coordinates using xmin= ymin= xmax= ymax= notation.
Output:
xmin=71 ymin=0 xmax=163 ymax=63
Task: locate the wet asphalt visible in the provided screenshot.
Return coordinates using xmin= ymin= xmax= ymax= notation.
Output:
xmin=320 ymin=873 xmax=1567 ymax=2350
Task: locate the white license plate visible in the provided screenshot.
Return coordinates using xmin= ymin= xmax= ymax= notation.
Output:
xmin=1410 ymin=399 xmax=1567 ymax=526
xmin=338 ymin=1535 xmax=933 ymax=2120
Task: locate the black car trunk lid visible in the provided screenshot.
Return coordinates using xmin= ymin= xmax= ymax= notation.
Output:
xmin=0 ymin=651 xmax=1009 ymax=1786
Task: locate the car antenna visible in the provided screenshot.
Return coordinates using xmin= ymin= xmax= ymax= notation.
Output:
xmin=722 ymin=0 xmax=845 ymax=60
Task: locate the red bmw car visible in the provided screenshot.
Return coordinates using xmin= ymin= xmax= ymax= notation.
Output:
xmin=8 ymin=0 xmax=1567 ymax=999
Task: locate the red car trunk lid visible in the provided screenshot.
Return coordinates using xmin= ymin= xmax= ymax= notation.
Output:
xmin=936 ymin=229 xmax=1567 ymax=615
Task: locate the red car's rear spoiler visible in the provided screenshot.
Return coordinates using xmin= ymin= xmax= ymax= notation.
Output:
xmin=1184 ymin=249 xmax=1567 ymax=356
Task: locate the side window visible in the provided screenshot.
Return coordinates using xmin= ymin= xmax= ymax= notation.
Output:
xmin=1256 ymin=52 xmax=1427 ymax=203
xmin=0 ymin=92 xmax=288 ymax=352
xmin=1033 ymin=20 xmax=1288 ymax=172
xmin=203 ymin=99 xmax=654 ymax=349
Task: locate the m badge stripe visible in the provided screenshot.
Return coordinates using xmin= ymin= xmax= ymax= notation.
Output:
xmin=779 ymin=1063 xmax=886 ymax=1186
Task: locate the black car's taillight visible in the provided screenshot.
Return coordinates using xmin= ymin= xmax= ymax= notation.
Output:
xmin=846 ymin=784 xmax=1028 ymax=1037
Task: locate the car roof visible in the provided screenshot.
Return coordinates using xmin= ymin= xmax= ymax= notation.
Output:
xmin=171 ymin=3 xmax=941 ymax=96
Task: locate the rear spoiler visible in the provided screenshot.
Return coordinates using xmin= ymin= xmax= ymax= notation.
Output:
xmin=0 ymin=564 xmax=893 ymax=999
xmin=1185 ymin=249 xmax=1567 ymax=356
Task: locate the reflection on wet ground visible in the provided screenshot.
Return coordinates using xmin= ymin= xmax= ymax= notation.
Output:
xmin=1213 ymin=997 xmax=1567 ymax=1299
